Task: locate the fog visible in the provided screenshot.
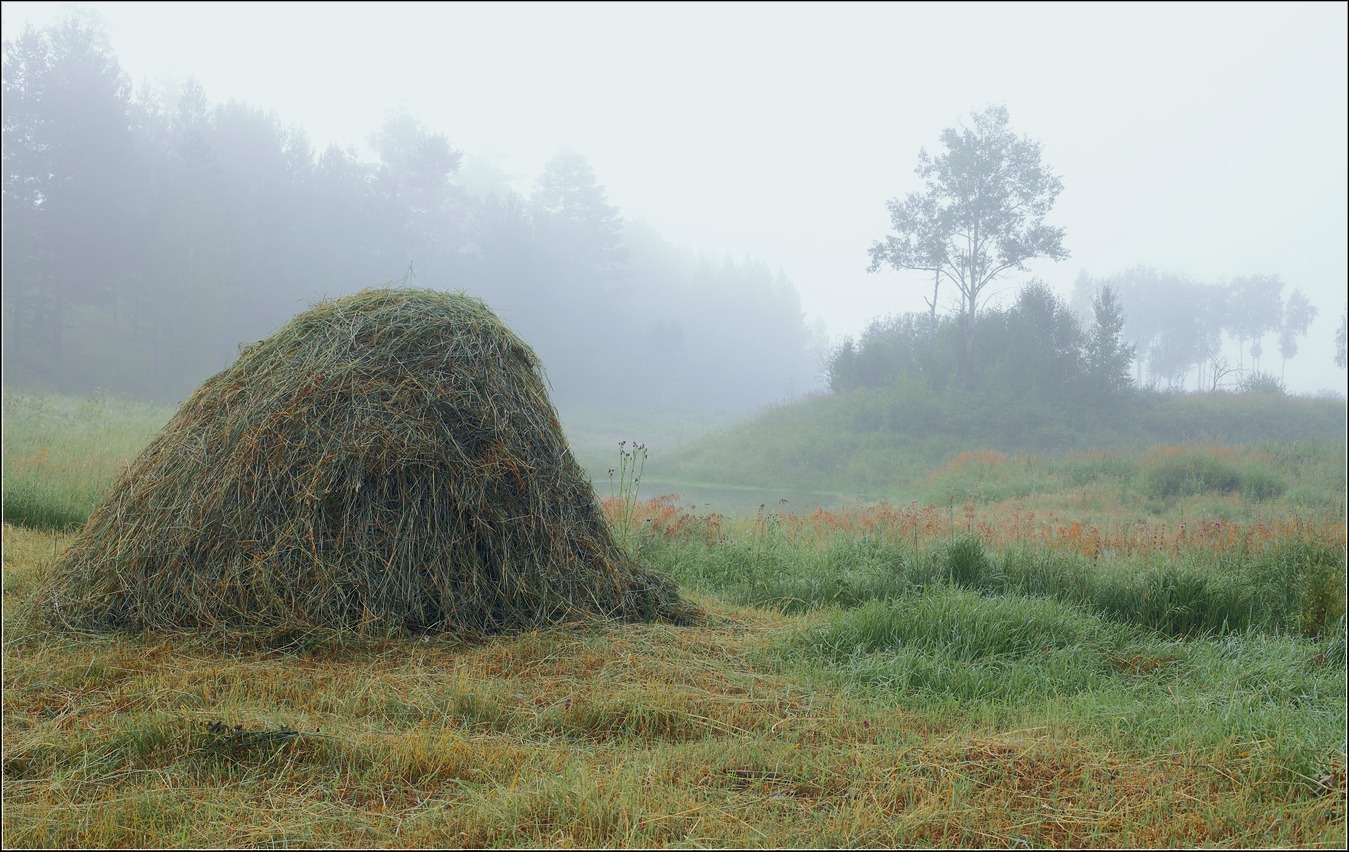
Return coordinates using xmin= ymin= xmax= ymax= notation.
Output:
xmin=3 ymin=0 xmax=1347 ymax=400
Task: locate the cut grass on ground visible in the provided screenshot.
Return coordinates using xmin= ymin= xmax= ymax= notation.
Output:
xmin=3 ymin=523 xmax=1344 ymax=848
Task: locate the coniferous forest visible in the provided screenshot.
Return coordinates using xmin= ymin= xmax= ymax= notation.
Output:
xmin=2 ymin=17 xmax=818 ymax=412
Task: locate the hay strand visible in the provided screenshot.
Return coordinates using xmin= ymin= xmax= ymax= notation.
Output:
xmin=34 ymin=287 xmax=696 ymax=641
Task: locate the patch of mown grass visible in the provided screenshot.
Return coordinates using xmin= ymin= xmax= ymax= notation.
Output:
xmin=4 ymin=513 xmax=1346 ymax=847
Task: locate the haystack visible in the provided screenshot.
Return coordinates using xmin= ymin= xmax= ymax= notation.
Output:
xmin=35 ymin=288 xmax=695 ymax=639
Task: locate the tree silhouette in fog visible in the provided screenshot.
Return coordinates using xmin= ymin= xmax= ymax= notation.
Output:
xmin=868 ymin=105 xmax=1069 ymax=385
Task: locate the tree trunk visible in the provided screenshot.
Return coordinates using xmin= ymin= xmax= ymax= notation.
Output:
xmin=925 ymin=269 xmax=940 ymax=328
xmin=960 ymin=307 xmax=976 ymax=387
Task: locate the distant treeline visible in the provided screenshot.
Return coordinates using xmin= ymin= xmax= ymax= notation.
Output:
xmin=828 ymin=281 xmax=1136 ymax=408
xmin=829 ymin=270 xmax=1330 ymax=407
xmin=1068 ymin=267 xmax=1323 ymax=391
xmin=1 ymin=16 xmax=818 ymax=410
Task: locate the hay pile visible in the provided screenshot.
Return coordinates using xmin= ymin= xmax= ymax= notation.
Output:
xmin=35 ymin=288 xmax=696 ymax=640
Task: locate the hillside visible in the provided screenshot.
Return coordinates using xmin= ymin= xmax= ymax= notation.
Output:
xmin=644 ymin=387 xmax=1347 ymax=503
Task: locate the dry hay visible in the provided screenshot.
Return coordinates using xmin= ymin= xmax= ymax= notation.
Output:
xmin=33 ymin=288 xmax=697 ymax=641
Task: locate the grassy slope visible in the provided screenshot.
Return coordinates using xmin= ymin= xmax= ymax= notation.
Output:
xmin=648 ymin=388 xmax=1348 ymax=502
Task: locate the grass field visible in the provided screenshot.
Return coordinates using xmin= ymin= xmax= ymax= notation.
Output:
xmin=2 ymin=390 xmax=1345 ymax=847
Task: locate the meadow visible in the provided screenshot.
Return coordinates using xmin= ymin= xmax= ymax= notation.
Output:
xmin=2 ymin=390 xmax=1345 ymax=847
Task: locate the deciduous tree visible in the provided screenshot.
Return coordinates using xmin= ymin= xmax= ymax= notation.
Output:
xmin=1336 ymin=307 xmax=1346 ymax=370
xmin=1276 ymin=289 xmax=1318 ymax=379
xmin=867 ymin=105 xmax=1068 ymax=383
xmin=531 ymin=147 xmax=627 ymax=281
xmin=1225 ymin=273 xmax=1284 ymax=372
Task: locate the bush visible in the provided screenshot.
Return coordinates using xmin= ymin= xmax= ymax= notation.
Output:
xmin=1239 ymin=372 xmax=1287 ymax=396
xmin=1240 ymin=466 xmax=1287 ymax=501
xmin=1140 ymin=448 xmax=1242 ymax=499
xmin=941 ymin=535 xmax=993 ymax=588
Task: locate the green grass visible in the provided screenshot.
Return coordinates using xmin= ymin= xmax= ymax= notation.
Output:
xmin=652 ymin=385 xmax=1347 ymax=502
xmin=5 ymin=519 xmax=1344 ymax=847
xmin=2 ymin=388 xmax=1345 ymax=847
xmin=785 ymin=586 xmax=1343 ymax=749
xmin=636 ymin=516 xmax=1346 ymax=639
xmin=1 ymin=389 xmax=173 ymax=530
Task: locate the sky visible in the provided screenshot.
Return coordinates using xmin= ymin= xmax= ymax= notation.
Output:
xmin=3 ymin=0 xmax=1347 ymax=394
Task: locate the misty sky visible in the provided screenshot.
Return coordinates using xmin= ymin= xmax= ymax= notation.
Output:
xmin=3 ymin=0 xmax=1347 ymax=394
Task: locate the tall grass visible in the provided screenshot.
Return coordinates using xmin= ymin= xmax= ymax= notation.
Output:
xmin=628 ymin=499 xmax=1345 ymax=639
